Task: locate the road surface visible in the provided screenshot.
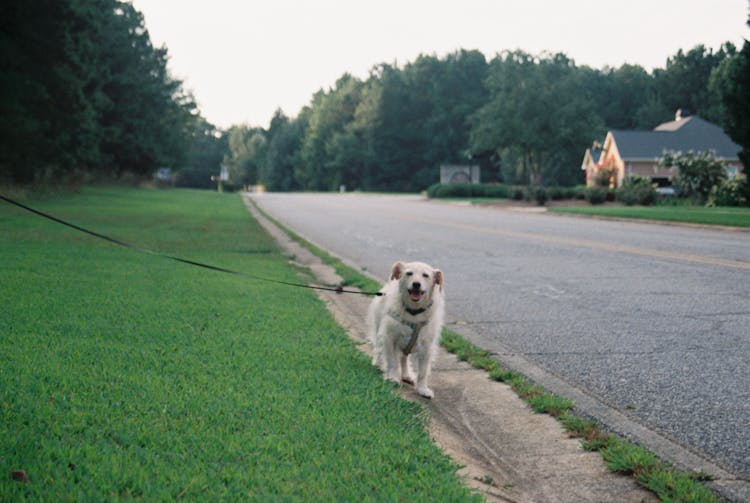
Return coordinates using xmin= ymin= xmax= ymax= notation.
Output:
xmin=251 ymin=192 xmax=750 ymax=483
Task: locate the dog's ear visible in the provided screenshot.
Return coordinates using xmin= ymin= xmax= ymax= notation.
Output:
xmin=434 ymin=269 xmax=444 ymax=291
xmin=390 ymin=261 xmax=405 ymax=280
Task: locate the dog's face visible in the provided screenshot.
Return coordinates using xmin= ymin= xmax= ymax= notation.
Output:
xmin=390 ymin=261 xmax=443 ymax=306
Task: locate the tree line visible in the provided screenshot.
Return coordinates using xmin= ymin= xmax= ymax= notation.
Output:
xmin=2 ymin=2 xmax=748 ymax=191
xmin=0 ymin=0 xmax=226 ymax=186
xmin=227 ymin=40 xmax=749 ymax=191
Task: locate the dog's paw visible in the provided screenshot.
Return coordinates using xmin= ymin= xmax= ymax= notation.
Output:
xmin=416 ymin=385 xmax=434 ymax=399
xmin=401 ymin=376 xmax=415 ymax=386
xmin=386 ymin=373 xmax=402 ymax=386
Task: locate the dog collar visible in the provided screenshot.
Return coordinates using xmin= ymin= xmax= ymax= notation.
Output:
xmin=402 ymin=300 xmax=433 ymax=316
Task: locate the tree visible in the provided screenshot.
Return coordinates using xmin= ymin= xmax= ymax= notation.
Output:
xmin=82 ymin=0 xmax=196 ymax=175
xmin=659 ymin=150 xmax=727 ymax=202
xmin=710 ymin=16 xmax=750 ymax=165
xmin=598 ymin=64 xmax=658 ymax=129
xmin=470 ymin=51 xmax=604 ymax=186
xmin=0 ymin=0 xmax=197 ymax=183
xmin=297 ymin=74 xmax=365 ymax=190
xmin=260 ymin=109 xmax=306 ymax=191
xmin=227 ymin=42 xmax=747 ymax=193
xmin=653 ymin=44 xmax=736 ymax=125
xmin=225 ymin=125 xmax=267 ymax=186
xmin=0 ymin=0 xmax=96 ymax=182
xmin=174 ymin=117 xmax=227 ymax=189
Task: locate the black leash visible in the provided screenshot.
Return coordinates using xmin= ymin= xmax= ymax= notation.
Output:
xmin=0 ymin=193 xmax=382 ymax=297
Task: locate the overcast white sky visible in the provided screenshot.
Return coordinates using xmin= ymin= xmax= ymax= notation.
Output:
xmin=130 ymin=0 xmax=749 ymax=130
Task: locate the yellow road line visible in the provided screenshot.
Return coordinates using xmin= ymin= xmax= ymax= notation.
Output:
xmin=316 ymin=199 xmax=750 ymax=270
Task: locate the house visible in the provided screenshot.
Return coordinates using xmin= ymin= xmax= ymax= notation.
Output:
xmin=582 ymin=110 xmax=744 ymax=189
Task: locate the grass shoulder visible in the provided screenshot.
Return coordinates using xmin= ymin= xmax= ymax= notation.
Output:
xmin=0 ymin=187 xmax=477 ymax=501
xmin=549 ymin=204 xmax=750 ymax=228
xmin=439 ymin=331 xmax=720 ymax=502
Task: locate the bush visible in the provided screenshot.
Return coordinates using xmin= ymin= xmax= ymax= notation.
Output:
xmin=481 ymin=184 xmax=510 ymax=198
xmin=532 ymin=187 xmax=548 ymax=206
xmin=425 ymin=183 xmax=587 ymax=204
xmin=426 ymin=183 xmax=441 ymax=198
xmin=615 ymin=177 xmax=658 ymax=206
xmin=707 ymin=177 xmax=749 ymax=207
xmin=585 ymin=187 xmax=609 ymax=205
xmin=572 ymin=185 xmax=588 ymax=200
xmin=426 ymin=183 xmax=510 ymax=199
xmin=426 ymin=183 xmax=467 ymax=198
xmin=546 ymin=187 xmax=564 ymax=201
xmin=174 ymin=167 xmax=216 ymax=189
xmin=659 ymin=150 xmax=727 ymax=203
xmin=510 ymin=186 xmax=525 ymax=200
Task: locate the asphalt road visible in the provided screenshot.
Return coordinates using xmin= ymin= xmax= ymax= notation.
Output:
xmin=251 ymin=192 xmax=750 ymax=480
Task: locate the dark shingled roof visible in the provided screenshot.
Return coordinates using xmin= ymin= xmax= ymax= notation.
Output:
xmin=611 ymin=116 xmax=742 ymax=160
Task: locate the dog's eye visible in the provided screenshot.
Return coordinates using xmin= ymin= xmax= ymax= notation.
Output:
xmin=422 ymin=273 xmax=429 ymax=278
xmin=405 ymin=271 xmax=413 ymax=276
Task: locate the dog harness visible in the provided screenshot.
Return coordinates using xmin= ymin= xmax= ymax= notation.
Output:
xmin=387 ymin=300 xmax=433 ymax=355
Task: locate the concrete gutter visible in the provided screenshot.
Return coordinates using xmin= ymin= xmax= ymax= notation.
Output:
xmin=243 ymin=195 xmax=662 ymax=502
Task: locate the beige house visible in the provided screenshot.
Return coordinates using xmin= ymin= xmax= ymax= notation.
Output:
xmin=582 ymin=110 xmax=744 ymax=189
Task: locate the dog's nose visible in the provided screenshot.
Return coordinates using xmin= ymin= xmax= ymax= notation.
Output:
xmin=411 ymin=281 xmax=421 ymax=290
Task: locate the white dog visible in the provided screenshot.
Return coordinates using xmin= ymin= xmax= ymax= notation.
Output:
xmin=367 ymin=261 xmax=445 ymax=399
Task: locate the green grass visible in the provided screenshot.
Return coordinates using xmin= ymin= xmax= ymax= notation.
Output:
xmin=601 ymin=439 xmax=720 ymax=503
xmin=249 ymin=200 xmax=383 ymax=295
xmin=549 ymin=204 xmax=750 ymax=227
xmin=440 ymin=331 xmax=574 ymax=418
xmin=438 ymin=331 xmax=720 ymax=502
xmin=0 ymin=187 xmax=478 ymax=501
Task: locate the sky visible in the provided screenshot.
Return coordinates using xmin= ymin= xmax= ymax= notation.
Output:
xmin=131 ymin=0 xmax=749 ymax=130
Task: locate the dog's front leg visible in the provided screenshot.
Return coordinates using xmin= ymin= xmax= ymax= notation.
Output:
xmin=414 ymin=349 xmax=434 ymax=399
xmin=382 ymin=337 xmax=402 ymax=385
xmin=400 ymin=353 xmax=414 ymax=385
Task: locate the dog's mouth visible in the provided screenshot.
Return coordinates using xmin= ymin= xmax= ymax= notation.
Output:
xmin=408 ymin=288 xmax=424 ymax=302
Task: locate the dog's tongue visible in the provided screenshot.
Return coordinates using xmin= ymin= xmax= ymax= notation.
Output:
xmin=410 ymin=291 xmax=422 ymax=301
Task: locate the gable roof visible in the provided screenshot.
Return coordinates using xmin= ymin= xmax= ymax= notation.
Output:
xmin=610 ymin=116 xmax=741 ymax=161
xmin=581 ymin=147 xmax=601 ymax=167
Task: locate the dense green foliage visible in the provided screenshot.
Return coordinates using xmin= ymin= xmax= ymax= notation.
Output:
xmin=710 ymin=15 xmax=750 ymax=166
xmin=615 ymin=177 xmax=658 ymax=206
xmin=469 ymin=52 xmax=603 ymax=186
xmin=707 ymin=177 xmax=749 ymax=207
xmin=3 ymin=1 xmax=747 ymax=193
xmin=0 ymin=188 xmax=477 ymax=500
xmin=426 ymin=182 xmax=585 ymax=202
xmin=230 ymin=43 xmax=746 ymax=192
xmin=173 ymin=118 xmax=228 ymax=189
xmin=660 ymin=150 xmax=729 ymax=203
xmin=0 ymin=0 xmax=225 ymax=185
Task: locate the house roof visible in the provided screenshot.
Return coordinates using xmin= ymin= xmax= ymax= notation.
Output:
xmin=610 ymin=116 xmax=741 ymax=160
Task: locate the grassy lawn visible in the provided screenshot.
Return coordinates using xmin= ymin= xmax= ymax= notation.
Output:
xmin=0 ymin=187 xmax=477 ymax=501
xmin=549 ymin=205 xmax=750 ymax=228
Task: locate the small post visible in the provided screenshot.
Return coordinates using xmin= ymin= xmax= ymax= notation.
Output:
xmin=214 ymin=164 xmax=229 ymax=193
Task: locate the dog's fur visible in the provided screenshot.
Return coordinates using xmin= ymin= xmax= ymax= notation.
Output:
xmin=367 ymin=261 xmax=444 ymax=398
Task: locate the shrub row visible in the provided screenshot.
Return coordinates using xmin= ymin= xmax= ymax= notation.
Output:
xmin=614 ymin=177 xmax=658 ymax=206
xmin=707 ymin=177 xmax=750 ymax=207
xmin=427 ymin=178 xmax=749 ymax=207
xmin=426 ymin=183 xmax=587 ymax=203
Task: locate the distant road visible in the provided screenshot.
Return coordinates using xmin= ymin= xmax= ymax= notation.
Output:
xmin=251 ymin=192 xmax=750 ymax=482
